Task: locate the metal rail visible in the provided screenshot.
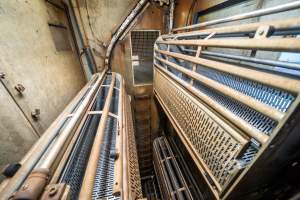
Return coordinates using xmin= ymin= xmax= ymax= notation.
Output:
xmin=79 ymin=74 xmax=116 ymax=199
xmin=0 ymin=72 xmax=105 ymax=200
xmin=154 ymin=6 xmax=300 ymax=199
xmin=153 ymin=136 xmax=193 ymax=200
xmin=0 ymin=72 xmax=142 ymax=200
xmin=172 ymin=1 xmax=300 ymax=32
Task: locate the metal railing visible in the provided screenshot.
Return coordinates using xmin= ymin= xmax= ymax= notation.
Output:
xmin=154 ymin=2 xmax=300 ymax=199
xmin=0 ymin=72 xmax=142 ymax=200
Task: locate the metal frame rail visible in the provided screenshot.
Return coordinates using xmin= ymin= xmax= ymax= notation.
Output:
xmin=0 ymin=72 xmax=105 ymax=200
xmin=153 ymin=136 xmax=193 ymax=200
xmin=154 ymin=2 xmax=300 ymax=199
xmin=0 ymin=72 xmax=143 ymax=200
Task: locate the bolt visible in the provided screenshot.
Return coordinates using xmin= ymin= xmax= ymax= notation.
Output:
xmin=22 ymin=184 xmax=28 ymax=191
xmin=31 ymin=109 xmax=40 ymax=120
xmin=15 ymin=84 xmax=25 ymax=93
xmin=0 ymin=72 xmax=5 ymax=79
xmin=258 ymin=29 xmax=264 ymax=35
xmin=49 ymin=186 xmax=57 ymax=197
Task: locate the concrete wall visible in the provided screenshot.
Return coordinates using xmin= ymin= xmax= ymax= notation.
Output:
xmin=0 ymin=0 xmax=85 ymax=176
xmin=72 ymin=0 xmax=139 ymax=71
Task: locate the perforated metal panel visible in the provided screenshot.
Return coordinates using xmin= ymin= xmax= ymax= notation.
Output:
xmin=195 ymin=66 xmax=295 ymax=112
xmin=154 ymin=69 xmax=247 ymax=192
xmin=125 ymin=95 xmax=143 ymax=199
xmin=92 ymin=116 xmax=119 ymax=200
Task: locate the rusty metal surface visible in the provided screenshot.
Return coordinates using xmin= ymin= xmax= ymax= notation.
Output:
xmin=40 ymin=183 xmax=70 ymax=200
xmin=13 ymin=169 xmax=50 ymax=200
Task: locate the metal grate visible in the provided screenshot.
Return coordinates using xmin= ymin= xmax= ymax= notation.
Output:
xmin=59 ymin=85 xmax=110 ymax=200
xmin=154 ymin=69 xmax=247 ymax=191
xmin=192 ymin=80 xmax=277 ymax=135
xmin=60 ymin=114 xmax=101 ymax=200
xmin=195 ymin=66 xmax=295 ymax=112
xmin=125 ymin=95 xmax=143 ymax=199
xmin=131 ymin=31 xmax=159 ymax=58
xmin=92 ymin=116 xmax=119 ymax=200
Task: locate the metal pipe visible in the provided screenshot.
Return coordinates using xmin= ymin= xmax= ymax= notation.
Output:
xmin=49 ymin=83 xmax=102 ymax=184
xmin=155 ymin=55 xmax=284 ymax=123
xmin=155 ymin=48 xmax=300 ymax=93
xmin=165 ymin=17 xmax=300 ymax=39
xmin=122 ymin=91 xmax=129 ymax=200
xmin=113 ymin=74 xmax=123 ymax=197
xmin=181 ymin=48 xmax=300 ymax=71
xmin=172 ymin=1 xmax=300 ymax=32
xmin=37 ymin=74 xmax=104 ymax=170
xmin=157 ymin=37 xmax=300 ymax=52
xmin=105 ymin=0 xmax=149 ymax=69
xmin=79 ymin=73 xmax=116 ymax=199
xmin=168 ymin=0 xmax=175 ymax=33
xmin=0 ymin=73 xmax=104 ymax=200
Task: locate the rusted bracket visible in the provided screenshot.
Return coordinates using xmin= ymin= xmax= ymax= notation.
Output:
xmin=11 ymin=169 xmax=70 ymax=200
xmin=40 ymin=183 xmax=70 ymax=200
xmin=12 ymin=169 xmax=49 ymax=200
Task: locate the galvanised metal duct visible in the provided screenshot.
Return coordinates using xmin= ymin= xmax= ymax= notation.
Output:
xmin=153 ymin=2 xmax=300 ymax=199
xmin=0 ymin=72 xmax=142 ymax=200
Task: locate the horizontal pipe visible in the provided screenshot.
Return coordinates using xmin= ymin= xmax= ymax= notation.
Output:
xmin=79 ymin=73 xmax=116 ymax=199
xmin=0 ymin=73 xmax=104 ymax=200
xmin=157 ymin=38 xmax=300 ymax=52
xmin=182 ymin=48 xmax=300 ymax=70
xmin=155 ymin=49 xmax=300 ymax=94
xmin=164 ymin=17 xmax=300 ymax=39
xmin=172 ymin=1 xmax=300 ymax=32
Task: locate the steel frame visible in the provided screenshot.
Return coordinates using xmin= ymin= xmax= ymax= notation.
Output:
xmin=0 ymin=72 xmax=142 ymax=200
xmin=154 ymin=4 xmax=300 ymax=199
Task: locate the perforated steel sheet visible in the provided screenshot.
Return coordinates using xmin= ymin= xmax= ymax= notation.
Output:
xmin=92 ymin=116 xmax=119 ymax=200
xmin=154 ymin=69 xmax=247 ymax=191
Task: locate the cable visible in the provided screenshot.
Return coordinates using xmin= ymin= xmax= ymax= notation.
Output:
xmin=185 ymin=0 xmax=197 ymax=26
xmin=85 ymin=0 xmax=103 ymax=46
